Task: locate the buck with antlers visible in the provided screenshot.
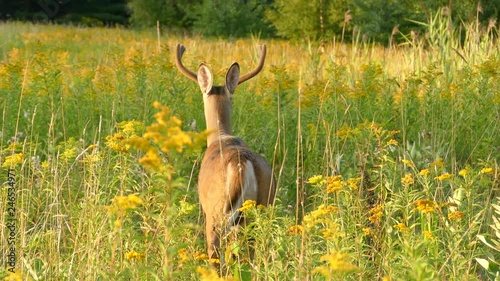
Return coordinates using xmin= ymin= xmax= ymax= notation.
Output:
xmin=175 ymin=43 xmax=276 ymax=264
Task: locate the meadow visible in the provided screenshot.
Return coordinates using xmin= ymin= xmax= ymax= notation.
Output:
xmin=0 ymin=18 xmax=499 ymax=280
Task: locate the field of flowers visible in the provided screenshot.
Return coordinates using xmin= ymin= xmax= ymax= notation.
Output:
xmin=0 ymin=19 xmax=499 ymax=280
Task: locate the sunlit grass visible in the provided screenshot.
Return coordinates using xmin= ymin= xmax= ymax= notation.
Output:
xmin=0 ymin=20 xmax=499 ymax=280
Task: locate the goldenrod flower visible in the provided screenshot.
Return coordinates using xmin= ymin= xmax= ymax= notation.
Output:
xmin=423 ymin=230 xmax=434 ymax=240
xmin=312 ymin=252 xmax=358 ymax=276
xmin=386 ymin=139 xmax=398 ymax=146
xmin=326 ymin=175 xmax=343 ymax=193
xmin=4 ymin=270 xmax=22 ymax=281
xmin=288 ymin=225 xmax=303 ymax=235
xmin=139 ymin=148 xmax=162 ymax=171
xmin=419 ymin=169 xmax=431 ymax=176
xmin=368 ymin=204 xmax=383 ymax=223
xmin=346 ymin=177 xmax=361 ymax=189
xmin=178 ymin=248 xmax=189 ymax=264
xmin=307 ymin=175 xmax=325 ymax=185
xmin=401 ymin=173 xmax=414 ymax=187
xmin=238 ymin=200 xmax=256 ymax=212
xmin=195 ymin=253 xmax=209 ymax=261
xmin=197 ymin=266 xmax=236 ymax=281
xmin=402 ymin=159 xmax=414 ymax=167
xmin=394 ymin=223 xmax=408 ymax=232
xmin=434 ymin=173 xmax=452 ymax=181
xmin=2 ymin=153 xmax=23 ymax=167
xmin=481 ymin=167 xmax=494 ymax=174
xmin=362 ymin=227 xmax=371 ymax=236
xmin=125 ymin=250 xmax=145 ymax=261
xmin=448 ymin=211 xmax=464 ymax=221
xmin=413 ymin=199 xmax=437 ymax=214
xmin=458 ymin=169 xmax=468 ymax=177
xmin=430 ymin=158 xmax=444 ymax=172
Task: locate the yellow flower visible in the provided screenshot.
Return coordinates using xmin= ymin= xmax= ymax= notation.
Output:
xmin=139 ymin=148 xmax=162 ymax=171
xmin=419 ymin=169 xmax=431 ymax=176
xmin=178 ymin=248 xmax=189 ymax=264
xmin=394 ymin=223 xmax=408 ymax=232
xmin=402 ymin=159 xmax=415 ymax=167
xmin=238 ymin=200 xmax=256 ymax=212
xmin=2 ymin=153 xmax=23 ymax=167
xmin=423 ymin=230 xmax=434 ymax=240
xmin=458 ymin=169 xmax=468 ymax=176
xmin=312 ymin=252 xmax=358 ymax=276
xmin=386 ymin=139 xmax=398 ymax=146
xmin=307 ymin=175 xmax=325 ymax=185
xmin=434 ymin=173 xmax=452 ymax=181
xmin=362 ymin=227 xmax=371 ymax=236
xmin=368 ymin=204 xmax=384 ymax=223
xmin=4 ymin=270 xmax=22 ymax=281
xmin=413 ymin=199 xmax=438 ymax=214
xmin=195 ymin=253 xmax=209 ymax=261
xmin=107 ymin=194 xmax=144 ymax=214
xmin=401 ymin=173 xmax=414 ymax=187
xmin=448 ymin=211 xmax=464 ymax=221
xmin=288 ymin=225 xmax=304 ymax=235
xmin=197 ymin=267 xmax=236 ymax=281
xmin=481 ymin=167 xmax=494 ymax=174
xmin=430 ymin=158 xmax=444 ymax=172
xmin=346 ymin=177 xmax=361 ymax=189
xmin=125 ymin=250 xmax=145 ymax=261
xmin=326 ymin=175 xmax=343 ymax=193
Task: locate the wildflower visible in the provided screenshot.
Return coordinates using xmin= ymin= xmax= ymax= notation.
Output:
xmin=125 ymin=250 xmax=145 ymax=261
xmin=394 ymin=223 xmax=408 ymax=232
xmin=430 ymin=158 xmax=444 ymax=172
xmin=413 ymin=199 xmax=438 ymax=214
xmin=326 ymin=175 xmax=343 ymax=193
xmin=2 ymin=153 xmax=23 ymax=167
xmin=434 ymin=173 xmax=452 ymax=181
xmin=423 ymin=231 xmax=434 ymax=240
xmin=386 ymin=139 xmax=398 ymax=146
xmin=179 ymin=200 xmax=196 ymax=215
xmin=197 ymin=266 xmax=236 ymax=281
xmin=362 ymin=227 xmax=371 ymax=236
xmin=481 ymin=167 xmax=494 ymax=174
xmin=288 ymin=225 xmax=303 ymax=235
xmin=207 ymin=258 xmax=220 ymax=264
xmin=178 ymin=248 xmax=189 ymax=264
xmin=401 ymin=173 xmax=414 ymax=187
xmin=238 ymin=200 xmax=256 ymax=212
xmin=402 ymin=159 xmax=414 ymax=167
xmin=303 ymin=204 xmax=337 ymax=229
xmin=368 ymin=204 xmax=384 ymax=223
xmin=113 ymin=194 xmax=144 ymax=210
xmin=195 ymin=253 xmax=209 ymax=261
xmin=419 ymin=169 xmax=431 ymax=176
xmin=458 ymin=169 xmax=468 ymax=177
xmin=308 ymin=175 xmax=325 ymax=185
xmin=312 ymin=252 xmax=358 ymax=276
xmin=139 ymin=148 xmax=162 ymax=171
xmin=448 ymin=211 xmax=464 ymax=221
xmin=4 ymin=270 xmax=22 ymax=281
xmin=105 ymin=133 xmax=129 ymax=152
xmin=346 ymin=177 xmax=361 ymax=189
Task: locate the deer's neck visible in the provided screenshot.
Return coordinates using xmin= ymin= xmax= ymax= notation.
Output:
xmin=204 ymin=93 xmax=232 ymax=147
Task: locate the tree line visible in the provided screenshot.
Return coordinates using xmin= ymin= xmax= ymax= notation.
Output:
xmin=1 ymin=0 xmax=498 ymax=43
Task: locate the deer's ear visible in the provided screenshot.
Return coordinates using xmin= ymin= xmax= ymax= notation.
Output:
xmin=225 ymin=63 xmax=240 ymax=94
xmin=197 ymin=63 xmax=213 ymax=95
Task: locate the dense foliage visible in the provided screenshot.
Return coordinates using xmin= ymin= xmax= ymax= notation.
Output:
xmin=1 ymin=0 xmax=499 ymax=42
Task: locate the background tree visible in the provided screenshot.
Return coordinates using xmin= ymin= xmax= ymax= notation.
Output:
xmin=189 ymin=0 xmax=274 ymax=37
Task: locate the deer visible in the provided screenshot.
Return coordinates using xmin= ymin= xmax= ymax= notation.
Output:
xmin=175 ymin=43 xmax=276 ymax=266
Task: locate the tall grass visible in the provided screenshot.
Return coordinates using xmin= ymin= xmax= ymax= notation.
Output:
xmin=0 ymin=16 xmax=499 ymax=280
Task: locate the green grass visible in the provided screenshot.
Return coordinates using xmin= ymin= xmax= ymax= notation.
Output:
xmin=0 ymin=20 xmax=499 ymax=280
